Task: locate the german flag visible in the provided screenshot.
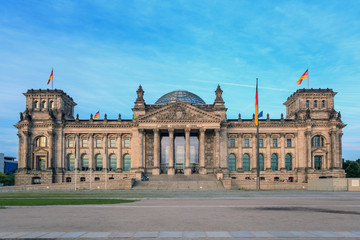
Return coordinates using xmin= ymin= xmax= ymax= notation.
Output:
xmin=47 ymin=68 xmax=53 ymax=85
xmin=94 ymin=111 xmax=100 ymax=119
xmin=255 ymin=79 xmax=259 ymax=126
xmin=297 ymin=69 xmax=308 ymax=85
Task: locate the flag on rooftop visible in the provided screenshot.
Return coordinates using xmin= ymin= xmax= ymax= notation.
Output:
xmin=258 ymin=110 xmax=263 ymax=118
xmin=47 ymin=68 xmax=53 ymax=85
xmin=297 ymin=69 xmax=308 ymax=85
xmin=94 ymin=111 xmax=100 ymax=119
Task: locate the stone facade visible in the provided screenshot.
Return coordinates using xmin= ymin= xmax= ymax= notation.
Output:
xmin=14 ymin=86 xmax=346 ymax=187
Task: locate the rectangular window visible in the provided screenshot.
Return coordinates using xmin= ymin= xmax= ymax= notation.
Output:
xmin=82 ymin=139 xmax=88 ymax=148
xmin=273 ymin=139 xmax=278 ymax=147
xmin=230 ymin=138 xmax=235 ymax=148
xmin=96 ymin=139 xmax=102 ymax=148
xmin=287 ymin=139 xmax=292 ymax=147
xmin=244 ymin=139 xmax=249 ymax=148
xmin=124 ymin=139 xmax=130 ymax=148
xmin=110 ymin=139 xmax=116 ymax=148
xmin=259 ymin=139 xmax=263 ymax=148
xmin=68 ymin=140 xmax=74 ymax=148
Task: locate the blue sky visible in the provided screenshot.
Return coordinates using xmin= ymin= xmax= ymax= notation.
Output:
xmin=0 ymin=0 xmax=359 ymax=160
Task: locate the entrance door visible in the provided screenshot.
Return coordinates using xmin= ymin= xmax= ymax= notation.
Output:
xmin=175 ymin=135 xmax=185 ymax=173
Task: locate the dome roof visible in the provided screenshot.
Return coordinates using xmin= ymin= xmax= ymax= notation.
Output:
xmin=155 ymin=90 xmax=206 ymax=105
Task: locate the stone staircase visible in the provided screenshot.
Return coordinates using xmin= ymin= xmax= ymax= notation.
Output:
xmin=132 ymin=174 xmax=225 ymax=190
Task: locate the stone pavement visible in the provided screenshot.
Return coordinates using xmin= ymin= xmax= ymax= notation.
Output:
xmin=1 ymin=231 xmax=360 ymax=238
xmin=1 ymin=191 xmax=360 ymax=239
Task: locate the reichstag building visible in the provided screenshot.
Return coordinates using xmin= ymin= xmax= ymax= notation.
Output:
xmin=15 ymin=85 xmax=346 ymax=186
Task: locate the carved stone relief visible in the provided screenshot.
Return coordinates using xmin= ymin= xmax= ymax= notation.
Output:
xmin=205 ymin=132 xmax=214 ymax=168
xmin=145 ymin=131 xmax=154 ymax=168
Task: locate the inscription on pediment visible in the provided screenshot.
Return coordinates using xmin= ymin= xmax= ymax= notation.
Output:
xmin=138 ymin=103 xmax=221 ymax=122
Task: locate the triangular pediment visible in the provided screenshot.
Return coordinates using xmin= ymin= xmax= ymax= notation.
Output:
xmin=137 ymin=102 xmax=222 ymax=123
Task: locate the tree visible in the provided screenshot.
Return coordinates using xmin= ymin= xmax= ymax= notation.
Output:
xmin=0 ymin=172 xmax=8 ymax=184
xmin=346 ymin=161 xmax=360 ymax=178
xmin=343 ymin=159 xmax=352 ymax=170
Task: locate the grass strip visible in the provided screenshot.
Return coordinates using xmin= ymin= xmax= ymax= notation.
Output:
xmin=0 ymin=198 xmax=136 ymax=206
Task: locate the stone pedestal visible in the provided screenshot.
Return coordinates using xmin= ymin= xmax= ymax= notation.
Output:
xmin=152 ymin=168 xmax=160 ymax=175
xmin=184 ymin=168 xmax=192 ymax=176
xmin=216 ymin=172 xmax=224 ymax=180
xmin=199 ymin=167 xmax=207 ymax=175
xmin=167 ymin=168 xmax=175 ymax=175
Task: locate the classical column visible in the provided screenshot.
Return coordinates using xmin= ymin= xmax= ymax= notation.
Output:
xmin=215 ymin=129 xmax=220 ymax=170
xmin=117 ymin=134 xmax=122 ymax=171
xmin=330 ymin=130 xmax=336 ymax=169
xmin=62 ymin=134 xmax=66 ymax=170
xmin=199 ymin=128 xmax=206 ymax=175
xmin=152 ymin=128 xmax=160 ymax=175
xmin=266 ymin=134 xmax=271 ymax=170
xmin=280 ymin=133 xmax=285 ymax=169
xmin=138 ymin=129 xmax=144 ymax=170
xmin=47 ymin=131 xmax=53 ymax=169
xmin=185 ymin=128 xmax=191 ymax=175
xmin=104 ymin=134 xmax=108 ymax=171
xmin=339 ymin=133 xmax=343 ymax=169
xmin=22 ymin=131 xmax=30 ymax=169
xmin=75 ymin=134 xmax=80 ymax=170
xmin=89 ymin=134 xmax=94 ymax=170
xmin=237 ymin=134 xmax=243 ymax=171
xmin=305 ymin=131 xmax=311 ymax=169
xmin=17 ymin=133 xmax=23 ymax=169
xmin=168 ymin=128 xmax=175 ymax=175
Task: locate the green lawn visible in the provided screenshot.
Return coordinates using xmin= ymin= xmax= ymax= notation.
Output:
xmin=0 ymin=198 xmax=135 ymax=206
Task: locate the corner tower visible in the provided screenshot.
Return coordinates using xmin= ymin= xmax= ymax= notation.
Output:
xmin=283 ymin=88 xmax=337 ymax=120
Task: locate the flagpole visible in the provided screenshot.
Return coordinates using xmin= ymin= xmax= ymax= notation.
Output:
xmin=75 ymin=141 xmax=77 ymax=191
xmin=52 ymin=68 xmax=53 ymax=90
xmin=105 ymin=135 xmax=107 ymax=191
xmin=307 ymin=66 xmax=309 ymax=89
xmin=256 ymin=78 xmax=260 ymax=191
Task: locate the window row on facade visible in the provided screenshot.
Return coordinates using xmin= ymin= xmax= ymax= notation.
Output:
xmin=66 ymin=138 xmax=130 ymax=148
xmin=228 ymin=153 xmax=293 ymax=171
xmin=34 ymin=136 xmax=131 ymax=148
xmin=229 ymin=138 xmax=295 ymax=148
xmin=33 ymin=100 xmax=55 ymax=109
xmin=305 ymin=99 xmax=326 ymax=109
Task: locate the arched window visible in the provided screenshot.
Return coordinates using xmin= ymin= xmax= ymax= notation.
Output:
xmin=34 ymin=100 xmax=39 ymax=109
xmin=35 ymin=136 xmax=47 ymax=147
xmin=271 ymin=154 xmax=278 ymax=171
xmin=312 ymin=135 xmax=325 ymax=147
xmin=228 ymin=154 xmax=236 ymax=171
xmin=242 ymin=154 xmax=250 ymax=171
xmin=50 ymin=101 xmax=55 ymax=109
xmin=285 ymin=154 xmax=292 ymax=170
xmin=81 ymin=154 xmax=89 ymax=171
xmin=123 ymin=154 xmax=131 ymax=171
xmin=95 ymin=154 xmax=103 ymax=171
xmin=41 ymin=101 xmax=47 ymax=109
xmin=109 ymin=154 xmax=117 ymax=171
xmin=305 ymin=100 xmax=309 ymax=108
xmin=314 ymin=156 xmax=322 ymax=170
xmin=321 ymin=100 xmax=325 ymax=108
xmin=314 ymin=100 xmax=317 ymax=108
xmin=259 ymin=154 xmax=264 ymax=171
xmin=68 ymin=154 xmax=75 ymax=171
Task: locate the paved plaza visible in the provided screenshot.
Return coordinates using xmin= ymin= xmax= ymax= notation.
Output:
xmin=1 ymin=191 xmax=360 ymax=239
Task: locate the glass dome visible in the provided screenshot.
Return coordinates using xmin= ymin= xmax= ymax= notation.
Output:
xmin=155 ymin=90 xmax=206 ymax=105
